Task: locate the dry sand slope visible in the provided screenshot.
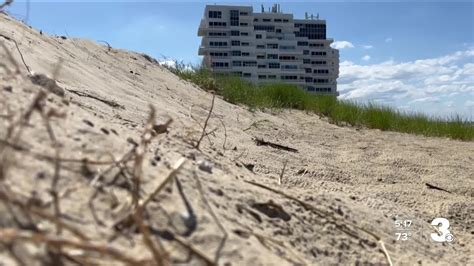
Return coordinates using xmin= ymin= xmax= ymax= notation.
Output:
xmin=0 ymin=13 xmax=473 ymax=265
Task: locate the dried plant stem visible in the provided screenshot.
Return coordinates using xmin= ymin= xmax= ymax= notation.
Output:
xmin=379 ymin=240 xmax=393 ymax=266
xmin=139 ymin=157 xmax=186 ymax=211
xmin=195 ymin=92 xmax=215 ymax=149
xmin=0 ymin=33 xmax=31 ymax=74
xmin=0 ymin=188 xmax=88 ymax=241
xmin=218 ymin=117 xmax=227 ymax=153
xmin=132 ymin=210 xmax=167 ymax=265
xmin=0 ymin=228 xmax=144 ymax=265
xmin=278 ymin=160 xmax=288 ymax=185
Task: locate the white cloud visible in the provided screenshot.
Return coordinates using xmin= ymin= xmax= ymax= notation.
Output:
xmin=385 ymin=37 xmax=393 ymax=43
xmin=362 ymin=45 xmax=373 ymax=49
xmin=362 ymin=55 xmax=371 ymax=61
xmin=465 ymin=100 xmax=474 ymax=107
xmin=331 ymin=41 xmax=354 ymax=49
xmin=338 ymin=48 xmax=474 ymax=118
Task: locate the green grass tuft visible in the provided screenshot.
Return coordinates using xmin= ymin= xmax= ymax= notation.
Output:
xmin=164 ymin=63 xmax=473 ymax=141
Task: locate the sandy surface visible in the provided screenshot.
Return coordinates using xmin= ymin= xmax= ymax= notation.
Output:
xmin=1 ymin=13 xmax=473 ymax=265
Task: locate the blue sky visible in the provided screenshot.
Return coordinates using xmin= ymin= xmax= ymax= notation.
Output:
xmin=6 ymin=1 xmax=474 ymax=120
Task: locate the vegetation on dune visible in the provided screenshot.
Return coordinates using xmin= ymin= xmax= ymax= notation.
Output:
xmin=166 ymin=62 xmax=473 ymax=141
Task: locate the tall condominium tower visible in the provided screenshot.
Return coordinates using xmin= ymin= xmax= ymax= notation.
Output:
xmin=198 ymin=4 xmax=340 ymax=95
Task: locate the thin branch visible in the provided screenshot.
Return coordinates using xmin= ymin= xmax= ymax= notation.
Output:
xmin=195 ymin=92 xmax=215 ymax=149
xmin=218 ymin=117 xmax=227 ymax=154
xmin=278 ymin=160 xmax=288 ymax=185
xmin=0 ymin=187 xmax=88 ymax=241
xmin=0 ymin=33 xmax=31 ymax=74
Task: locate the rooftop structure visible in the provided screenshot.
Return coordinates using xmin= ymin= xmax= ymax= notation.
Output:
xmin=197 ymin=4 xmax=340 ymax=95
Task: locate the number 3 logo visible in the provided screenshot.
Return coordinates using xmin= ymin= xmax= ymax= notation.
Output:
xmin=431 ymin=218 xmax=454 ymax=242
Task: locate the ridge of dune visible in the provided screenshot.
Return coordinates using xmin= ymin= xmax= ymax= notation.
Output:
xmin=1 ymin=13 xmax=472 ymax=265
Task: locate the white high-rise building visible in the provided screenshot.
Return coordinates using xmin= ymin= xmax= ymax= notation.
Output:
xmin=198 ymin=4 xmax=340 ymax=95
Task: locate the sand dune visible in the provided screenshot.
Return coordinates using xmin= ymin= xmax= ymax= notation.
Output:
xmin=1 ymin=13 xmax=473 ymax=265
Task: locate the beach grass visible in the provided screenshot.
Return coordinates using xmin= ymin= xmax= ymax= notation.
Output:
xmin=166 ymin=63 xmax=473 ymax=141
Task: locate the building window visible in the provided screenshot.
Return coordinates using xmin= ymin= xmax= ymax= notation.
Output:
xmin=254 ymin=18 xmax=258 ymax=22
xmin=280 ymin=45 xmax=295 ymax=50
xmin=209 ymin=41 xmax=228 ymax=47
xmin=276 ymin=29 xmax=282 ymax=33
xmin=257 ymin=45 xmax=265 ymax=49
xmin=305 ymin=77 xmax=313 ymax=83
xmin=209 ymin=32 xmax=227 ymax=37
xmin=208 ymin=11 xmax=222 ymax=19
xmin=258 ymin=64 xmax=266 ymax=68
xmin=258 ymin=75 xmax=267 ymax=79
xmin=211 ymin=62 xmax=228 ymax=68
xmin=281 ymin=75 xmax=297 ymax=80
xmin=241 ymin=32 xmax=249 ymax=36
xmin=297 ymin=41 xmax=309 ymax=46
xmin=209 ymin=21 xmax=227 ymax=27
xmin=307 ymin=86 xmax=315 ymax=92
xmin=240 ymin=22 xmax=248 ymax=26
xmin=243 ymin=61 xmax=257 ymax=67
xmin=263 ymin=18 xmax=271 ymax=22
xmin=243 ymin=73 xmax=251 ymax=77
xmin=274 ymin=19 xmax=282 ymax=22
xmin=268 ymin=75 xmax=277 ymax=79
xmin=312 ymin=61 xmax=327 ymax=65
xmin=303 ymin=50 xmax=310 ymax=55
xmin=210 ymin=52 xmax=228 ymax=57
xmin=279 ymin=55 xmax=296 ymax=61
xmin=269 ymin=63 xmax=280 ymax=69
xmin=256 ymin=34 xmax=262 ymax=39
xmin=303 ymin=59 xmax=310 ymax=64
xmin=311 ymin=51 xmax=327 ymax=56
xmin=240 ymin=12 xmax=248 ymax=15
xmin=305 ymin=68 xmax=312 ymax=73
xmin=267 ymin=54 xmax=278 ymax=59
xmin=309 ymin=43 xmax=324 ymax=47
xmin=242 ymin=42 xmax=250 ymax=46
xmin=283 ymin=19 xmax=289 ymax=22
xmin=254 ymin=25 xmax=275 ymax=32
xmin=230 ymin=10 xmax=239 ymax=26
xmin=267 ymin=43 xmax=278 ymax=49
xmin=257 ymin=55 xmax=265 ymax=59
xmin=315 ymin=79 xmax=329 ymax=83
xmin=314 ymin=69 xmax=329 ymax=74
xmin=281 ymin=65 xmax=297 ymax=70
xmin=231 ymin=30 xmax=240 ymax=36
xmin=231 ymin=51 xmax=241 ymax=56
xmin=231 ymin=40 xmax=240 ymax=46
xmin=232 ymin=61 xmax=242 ymax=67
xmin=242 ymin=52 xmax=250 ymax=56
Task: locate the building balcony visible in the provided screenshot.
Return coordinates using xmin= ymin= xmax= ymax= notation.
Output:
xmin=198 ymin=19 xmax=207 ymax=36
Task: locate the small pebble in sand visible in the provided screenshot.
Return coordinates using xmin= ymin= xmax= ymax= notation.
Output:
xmin=197 ymin=159 xmax=213 ymax=173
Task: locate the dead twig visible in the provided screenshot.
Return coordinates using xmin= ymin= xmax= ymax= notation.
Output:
xmin=278 ymin=160 xmax=288 ymax=185
xmin=66 ymin=89 xmax=124 ymax=109
xmin=253 ymin=137 xmax=298 ymax=153
xmin=195 ymin=92 xmax=215 ymax=149
xmin=0 ymin=187 xmax=88 ymax=241
xmin=114 ymin=158 xmax=186 ymax=230
xmin=0 ymin=33 xmax=31 ymax=74
xmin=425 ymin=182 xmax=451 ymax=193
xmin=218 ymin=117 xmax=227 ymax=154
